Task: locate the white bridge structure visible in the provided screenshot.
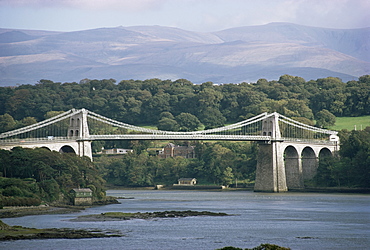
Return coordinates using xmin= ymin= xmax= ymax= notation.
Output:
xmin=0 ymin=108 xmax=339 ymax=192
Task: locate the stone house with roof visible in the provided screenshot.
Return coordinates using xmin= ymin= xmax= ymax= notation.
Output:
xmin=158 ymin=143 xmax=195 ymax=159
xmin=70 ymin=188 xmax=93 ymax=206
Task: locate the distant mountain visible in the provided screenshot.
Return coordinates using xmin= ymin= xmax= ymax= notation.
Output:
xmin=0 ymin=23 xmax=369 ymax=86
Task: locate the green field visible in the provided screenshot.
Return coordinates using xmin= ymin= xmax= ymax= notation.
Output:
xmin=329 ymin=115 xmax=370 ymax=131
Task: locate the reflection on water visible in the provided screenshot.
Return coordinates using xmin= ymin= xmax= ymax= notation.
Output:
xmin=1 ymin=190 xmax=370 ymax=250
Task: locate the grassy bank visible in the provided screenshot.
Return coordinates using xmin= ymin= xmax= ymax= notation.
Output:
xmin=330 ymin=115 xmax=370 ymax=131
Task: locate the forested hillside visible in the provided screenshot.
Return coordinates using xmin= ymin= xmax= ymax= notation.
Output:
xmin=1 ymin=75 xmax=369 ymax=133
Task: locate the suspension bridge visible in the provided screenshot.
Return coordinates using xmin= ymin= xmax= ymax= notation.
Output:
xmin=0 ymin=108 xmax=339 ymax=192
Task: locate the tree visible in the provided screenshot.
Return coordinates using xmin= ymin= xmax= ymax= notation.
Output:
xmin=315 ymin=109 xmax=336 ymax=128
xmin=44 ymin=111 xmax=65 ymax=119
xmin=344 ymin=78 xmax=370 ymax=116
xmin=222 ymin=167 xmax=234 ymax=186
xmin=278 ymin=74 xmax=305 ymax=86
xmin=309 ymin=77 xmax=347 ymax=116
xmin=198 ymin=107 xmax=226 ymax=129
xmin=141 ymin=93 xmax=171 ymax=123
xmin=130 ymin=140 xmax=152 ymax=155
xmin=285 ymin=99 xmax=314 ymax=120
xmin=159 ymin=112 xmax=175 ymax=120
xmin=175 ymin=113 xmax=202 ymax=132
xmin=339 ymin=128 xmax=370 ymax=187
xmin=314 ymin=156 xmax=342 ymax=187
xmin=201 ymin=144 xmax=234 ymax=184
xmin=19 ymin=116 xmax=37 ymax=127
xmin=0 ymin=149 xmax=11 ymax=177
xmin=197 ymin=88 xmax=223 ymax=108
xmin=157 ymin=117 xmax=179 ymax=131
xmin=0 ymin=113 xmax=16 ymax=133
xmin=123 ymin=97 xmax=142 ymax=124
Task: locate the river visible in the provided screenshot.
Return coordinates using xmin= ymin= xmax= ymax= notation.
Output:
xmin=1 ymin=190 xmax=369 ymax=250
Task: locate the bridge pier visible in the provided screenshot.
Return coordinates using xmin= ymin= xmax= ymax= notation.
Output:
xmin=254 ymin=113 xmax=288 ymax=192
xmin=77 ymin=141 xmax=93 ymax=160
xmin=254 ymin=142 xmax=288 ymax=192
xmin=284 ymin=145 xmax=304 ymax=189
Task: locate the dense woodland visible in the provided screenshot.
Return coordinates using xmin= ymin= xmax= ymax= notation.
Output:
xmin=1 ymin=75 xmax=370 ymax=132
xmin=0 ymin=75 xmax=369 ymax=205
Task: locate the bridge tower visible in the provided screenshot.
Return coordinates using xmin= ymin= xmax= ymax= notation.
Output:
xmin=68 ymin=109 xmax=93 ymax=159
xmin=254 ymin=113 xmax=288 ymax=192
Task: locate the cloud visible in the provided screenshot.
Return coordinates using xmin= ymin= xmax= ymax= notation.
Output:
xmin=0 ymin=0 xmax=169 ymax=11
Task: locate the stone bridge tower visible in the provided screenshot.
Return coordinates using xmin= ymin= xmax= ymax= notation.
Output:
xmin=67 ymin=109 xmax=92 ymax=159
xmin=254 ymin=113 xmax=288 ymax=192
xmin=68 ymin=108 xmax=90 ymax=139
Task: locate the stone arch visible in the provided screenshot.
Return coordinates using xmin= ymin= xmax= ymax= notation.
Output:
xmin=319 ymin=148 xmax=332 ymax=159
xmin=317 ymin=148 xmax=334 ymax=174
xmin=284 ymin=145 xmax=303 ymax=189
xmin=40 ymin=146 xmax=51 ymax=151
xmin=59 ymin=145 xmax=76 ymax=154
xmin=301 ymin=147 xmax=318 ymax=180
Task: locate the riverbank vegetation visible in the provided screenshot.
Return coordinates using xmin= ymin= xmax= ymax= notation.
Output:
xmin=311 ymin=127 xmax=370 ymax=188
xmin=0 ymin=147 xmax=107 ymax=207
xmin=98 ymin=141 xmax=257 ymax=187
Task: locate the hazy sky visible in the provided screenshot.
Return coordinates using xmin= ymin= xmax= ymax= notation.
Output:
xmin=0 ymin=0 xmax=369 ymax=32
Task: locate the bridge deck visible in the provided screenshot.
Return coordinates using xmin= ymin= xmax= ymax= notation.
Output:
xmin=0 ymin=135 xmax=336 ymax=146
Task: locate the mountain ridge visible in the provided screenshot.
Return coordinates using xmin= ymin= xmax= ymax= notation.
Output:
xmin=0 ymin=23 xmax=369 ymax=86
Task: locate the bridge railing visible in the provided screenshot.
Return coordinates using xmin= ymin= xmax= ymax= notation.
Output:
xmin=279 ymin=137 xmax=338 ymax=145
xmin=0 ymin=136 xmax=74 ymax=144
xmin=88 ymin=134 xmax=272 ymax=141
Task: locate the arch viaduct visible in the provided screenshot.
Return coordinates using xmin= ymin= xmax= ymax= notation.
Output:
xmin=0 ymin=108 xmax=339 ymax=192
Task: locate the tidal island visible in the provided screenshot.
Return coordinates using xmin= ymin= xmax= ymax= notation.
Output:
xmin=71 ymin=210 xmax=229 ymax=222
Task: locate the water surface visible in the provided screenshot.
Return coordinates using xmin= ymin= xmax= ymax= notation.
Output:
xmin=1 ymin=190 xmax=369 ymax=249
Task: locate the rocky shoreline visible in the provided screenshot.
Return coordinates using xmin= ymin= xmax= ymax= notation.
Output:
xmin=0 ymin=196 xmax=121 ymax=219
xmin=0 ymin=220 xmax=122 ymax=241
xmin=0 ymin=206 xmax=83 ymax=218
xmin=71 ymin=210 xmax=230 ymax=222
